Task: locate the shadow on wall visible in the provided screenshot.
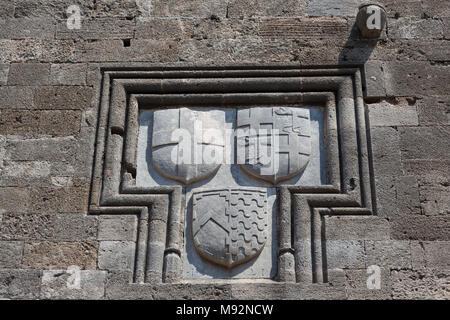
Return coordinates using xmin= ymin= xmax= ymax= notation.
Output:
xmin=338 ymin=23 xmax=382 ymax=65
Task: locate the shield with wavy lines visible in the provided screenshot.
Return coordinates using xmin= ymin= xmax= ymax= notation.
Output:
xmin=192 ymin=188 xmax=268 ymax=268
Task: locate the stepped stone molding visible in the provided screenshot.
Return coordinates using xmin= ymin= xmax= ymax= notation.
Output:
xmin=89 ymin=65 xmax=376 ymax=290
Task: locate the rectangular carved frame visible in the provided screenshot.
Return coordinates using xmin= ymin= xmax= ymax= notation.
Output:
xmin=89 ymin=65 xmax=376 ymax=287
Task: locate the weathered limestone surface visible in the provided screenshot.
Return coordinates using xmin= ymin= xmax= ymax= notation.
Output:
xmin=0 ymin=0 xmax=448 ymax=300
xmin=22 ymin=241 xmax=98 ymax=269
xmin=41 ymin=269 xmax=106 ymax=300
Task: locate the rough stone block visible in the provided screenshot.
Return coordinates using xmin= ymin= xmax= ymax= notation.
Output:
xmin=228 ymin=283 xmax=285 ymax=300
xmin=324 ymin=216 xmax=390 ymax=240
xmin=276 ymin=35 xmax=320 ymax=60
xmin=41 ymin=270 xmax=106 ymax=300
xmin=98 ymin=241 xmax=135 ymax=271
xmin=411 ymin=241 xmax=450 ymax=269
xmin=370 ymin=127 xmax=403 ymax=177
xmin=417 ymin=96 xmax=450 ymax=125
xmin=0 ymin=241 xmax=24 ymax=268
xmin=0 ymin=270 xmax=42 ymax=299
xmin=444 ymin=18 xmax=450 ymax=40
xmin=106 ymin=279 xmax=234 ymax=300
xmin=0 ymin=110 xmax=82 ymax=137
xmin=391 ymin=269 xmax=449 ymax=300
xmin=0 ymin=2 xmax=14 ymax=18
xmin=306 ymin=0 xmax=362 ymax=18
xmin=56 ymin=19 xmax=134 ymax=40
xmin=135 ymin=18 xmax=188 ymax=40
xmin=384 ymin=62 xmax=450 ymax=97
xmin=364 ymin=61 xmax=386 ymax=99
xmin=420 ymin=185 xmax=450 ymax=216
xmin=393 ymin=39 xmax=450 ymax=62
xmin=327 ymin=268 xmax=346 ymax=287
xmin=104 ymin=270 xmax=134 ymax=295
xmin=72 ymin=40 xmax=179 ymax=63
xmin=7 ymin=63 xmax=50 ymax=86
xmin=374 ymin=175 xmax=398 ymax=217
xmin=49 ymin=64 xmax=87 ymax=85
xmin=93 ymin=0 xmax=140 ymax=18
xmin=334 ymin=39 xmax=392 ymax=64
xmin=4 ymin=129 xmax=94 ymax=178
xmin=344 ymin=268 xmax=391 ymax=299
xmin=49 ymin=160 xmax=93 ymax=182
xmin=196 ymin=18 xmax=261 ymax=39
xmin=391 ymin=215 xmax=450 ymax=240
xmin=35 ymin=86 xmax=93 ymax=109
xmin=7 ymin=136 xmax=85 ymax=162
xmin=0 ymin=18 xmax=56 ymax=40
xmin=228 ymin=0 xmax=306 ymax=18
xmin=229 ymin=282 xmax=346 ymax=300
xmin=259 ymin=17 xmax=349 ymax=40
xmin=0 ymin=212 xmax=57 ymax=241
xmin=0 ymin=39 xmax=76 ymax=64
xmin=396 ymin=176 xmax=421 ymax=215
xmin=399 ymin=126 xmax=450 ymax=160
xmin=136 ymin=18 xmax=258 ymax=41
xmin=376 ymin=175 xmax=422 ymax=217
xmin=326 ymin=240 xmax=365 ymax=268
xmin=30 ymin=184 xmax=89 ymax=213
xmin=365 ymin=240 xmax=412 ymax=268
xmin=346 ymin=287 xmax=393 ymax=300
xmin=1 ymin=139 xmax=93 ymax=186
xmin=13 ymin=0 xmax=95 ymax=19
xmin=50 ymin=177 xmax=74 ymax=187
xmin=0 ymin=187 xmax=30 ymax=213
xmin=389 ymin=18 xmax=444 ymax=40
xmin=422 ymin=0 xmax=450 ymax=18
xmin=179 ymin=37 xmax=296 ymax=64
xmin=0 ymin=161 xmax=52 ymax=188
xmin=368 ymin=98 xmax=418 ymax=127
xmin=382 ymin=0 xmax=423 ymax=18
xmin=403 ymin=160 xmax=450 ymax=187
xmin=22 ymin=241 xmax=98 ymax=269
xmin=98 ymin=215 xmax=137 ymax=241
xmin=0 ymin=86 xmax=35 ymax=109
xmin=0 ymin=64 xmax=8 ymax=85
xmin=0 ymin=135 xmax=4 ymax=168
xmin=55 ymin=213 xmax=98 ymax=241
xmin=151 ymin=0 xmax=228 ymax=18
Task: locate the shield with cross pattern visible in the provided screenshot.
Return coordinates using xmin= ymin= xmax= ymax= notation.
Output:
xmin=151 ymin=108 xmax=225 ymax=185
xmin=236 ymin=107 xmax=311 ymax=184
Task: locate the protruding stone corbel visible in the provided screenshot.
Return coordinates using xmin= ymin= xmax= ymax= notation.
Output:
xmin=356 ymin=2 xmax=387 ymax=39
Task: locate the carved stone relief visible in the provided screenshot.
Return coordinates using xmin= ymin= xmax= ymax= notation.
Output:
xmin=152 ymin=108 xmax=225 ymax=184
xmin=192 ymin=188 xmax=268 ymax=268
xmin=89 ymin=66 xmax=375 ymax=287
xmin=237 ymin=107 xmax=312 ymax=184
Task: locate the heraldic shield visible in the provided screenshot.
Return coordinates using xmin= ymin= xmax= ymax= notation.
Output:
xmin=192 ymin=188 xmax=268 ymax=268
xmin=237 ymin=107 xmax=312 ymax=184
xmin=151 ymin=108 xmax=225 ymax=184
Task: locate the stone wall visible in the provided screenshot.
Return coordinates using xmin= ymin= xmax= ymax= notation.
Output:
xmin=0 ymin=0 xmax=448 ymax=300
